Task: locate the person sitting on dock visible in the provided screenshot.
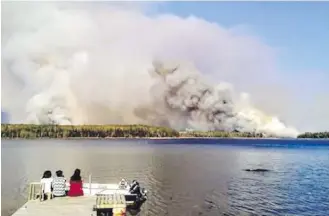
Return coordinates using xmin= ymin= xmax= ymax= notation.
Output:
xmin=141 ymin=188 xmax=148 ymax=200
xmin=68 ymin=169 xmax=84 ymax=197
xmin=118 ymin=178 xmax=128 ymax=189
xmin=129 ymin=181 xmax=141 ymax=197
xmin=129 ymin=180 xmax=137 ymax=191
xmin=40 ymin=170 xmax=53 ymax=200
xmin=52 ymin=170 xmax=66 ymax=197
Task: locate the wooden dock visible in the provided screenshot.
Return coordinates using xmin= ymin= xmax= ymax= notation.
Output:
xmin=11 ymin=180 xmax=142 ymax=216
xmin=12 ymin=196 xmax=97 ymax=216
xmin=12 ymin=194 xmax=129 ymax=216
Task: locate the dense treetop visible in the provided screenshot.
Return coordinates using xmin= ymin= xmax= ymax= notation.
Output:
xmin=1 ymin=124 xmax=327 ymax=139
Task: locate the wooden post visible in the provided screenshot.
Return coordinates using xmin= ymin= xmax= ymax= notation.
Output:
xmin=32 ymin=184 xmax=35 ymax=200
xmin=89 ymin=174 xmax=92 ymax=195
xmin=28 ymin=184 xmax=32 ymax=201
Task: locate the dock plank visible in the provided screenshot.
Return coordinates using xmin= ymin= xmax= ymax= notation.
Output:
xmin=12 ymin=196 xmax=96 ymax=216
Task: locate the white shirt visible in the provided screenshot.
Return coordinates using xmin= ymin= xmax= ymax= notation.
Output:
xmin=41 ymin=178 xmax=53 ymax=193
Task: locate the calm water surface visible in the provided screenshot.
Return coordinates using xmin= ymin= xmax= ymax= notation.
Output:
xmin=1 ymin=139 xmax=329 ymax=216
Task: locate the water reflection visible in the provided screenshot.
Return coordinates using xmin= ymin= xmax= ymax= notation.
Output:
xmin=2 ymin=140 xmax=329 ymax=216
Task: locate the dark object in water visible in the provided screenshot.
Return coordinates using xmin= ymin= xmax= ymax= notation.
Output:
xmin=244 ymin=168 xmax=270 ymax=172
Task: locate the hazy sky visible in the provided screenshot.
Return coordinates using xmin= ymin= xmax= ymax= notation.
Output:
xmin=154 ymin=2 xmax=329 ymax=74
xmin=154 ymin=2 xmax=329 ymax=75
xmin=151 ymin=1 xmax=329 ymax=132
xmin=1 ymin=1 xmax=328 ymax=132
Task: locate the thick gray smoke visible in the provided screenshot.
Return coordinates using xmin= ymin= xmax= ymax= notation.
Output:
xmin=141 ymin=61 xmax=298 ymax=137
xmin=1 ymin=2 xmax=299 ymax=137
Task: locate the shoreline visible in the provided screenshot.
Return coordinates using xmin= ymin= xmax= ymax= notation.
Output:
xmin=1 ymin=124 xmax=328 ymax=140
xmin=2 ymin=137 xmax=328 ymax=140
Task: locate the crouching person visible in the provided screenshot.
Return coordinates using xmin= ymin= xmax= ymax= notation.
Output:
xmin=119 ymin=178 xmax=128 ymax=189
xmin=129 ymin=181 xmax=141 ymax=197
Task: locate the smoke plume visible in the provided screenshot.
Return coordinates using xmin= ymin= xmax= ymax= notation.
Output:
xmin=1 ymin=2 xmax=299 ymax=137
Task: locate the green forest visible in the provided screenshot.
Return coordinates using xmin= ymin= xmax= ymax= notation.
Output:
xmin=180 ymin=131 xmax=265 ymax=138
xmin=1 ymin=124 xmax=328 ymax=139
xmin=297 ymin=132 xmax=329 ymax=139
xmin=1 ymin=124 xmax=179 ymax=138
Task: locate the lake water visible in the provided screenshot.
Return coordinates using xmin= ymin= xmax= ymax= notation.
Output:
xmin=1 ymin=139 xmax=329 ymax=216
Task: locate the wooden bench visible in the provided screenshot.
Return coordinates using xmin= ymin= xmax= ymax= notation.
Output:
xmin=28 ymin=182 xmax=53 ymax=201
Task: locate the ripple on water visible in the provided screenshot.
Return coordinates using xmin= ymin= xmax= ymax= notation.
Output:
xmin=1 ymin=139 xmax=329 ymax=216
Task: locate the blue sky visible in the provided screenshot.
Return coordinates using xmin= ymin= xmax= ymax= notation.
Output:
xmin=153 ymin=2 xmax=329 ymax=75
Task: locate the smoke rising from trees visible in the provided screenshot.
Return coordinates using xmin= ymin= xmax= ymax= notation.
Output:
xmin=1 ymin=2 xmax=300 ymax=137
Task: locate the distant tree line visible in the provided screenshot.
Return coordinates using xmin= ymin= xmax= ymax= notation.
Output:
xmin=1 ymin=124 xmax=179 ymax=139
xmin=2 ymin=124 xmax=327 ymax=139
xmin=297 ymin=132 xmax=329 ymax=139
xmin=179 ymin=131 xmax=265 ymax=138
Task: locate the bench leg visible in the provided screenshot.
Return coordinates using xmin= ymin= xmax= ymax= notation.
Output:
xmin=47 ymin=193 xmax=53 ymax=199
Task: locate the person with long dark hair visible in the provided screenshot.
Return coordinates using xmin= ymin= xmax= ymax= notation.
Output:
xmin=52 ymin=170 xmax=66 ymax=197
xmin=68 ymin=169 xmax=84 ymax=197
xmin=40 ymin=170 xmax=53 ymax=200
